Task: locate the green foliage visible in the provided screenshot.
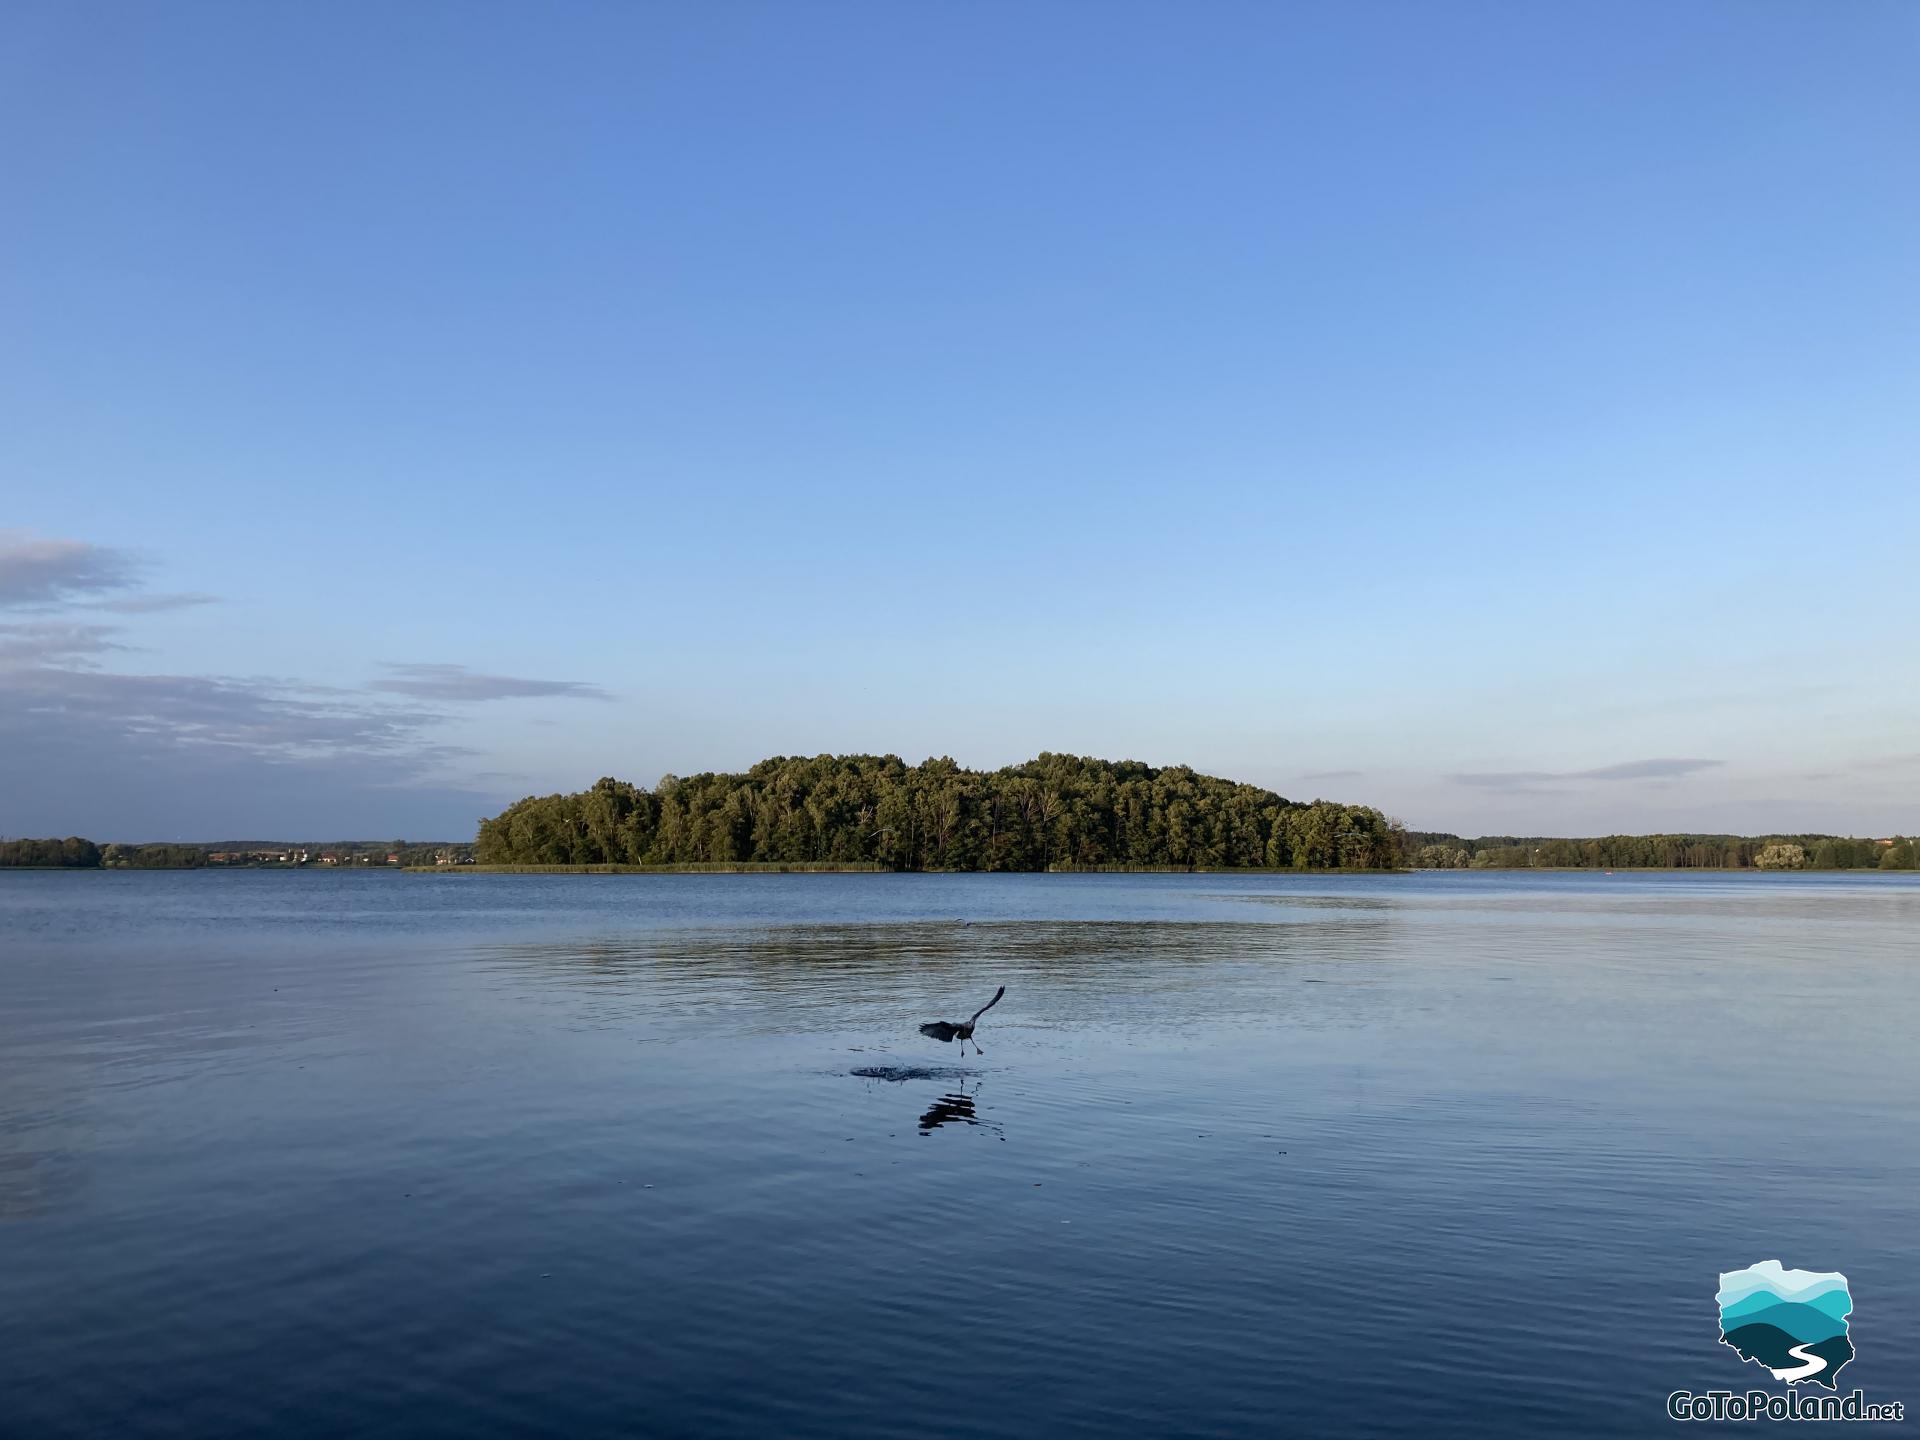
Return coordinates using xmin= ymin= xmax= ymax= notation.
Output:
xmin=417 ymin=861 xmax=890 ymax=874
xmin=0 ymin=836 xmax=101 ymax=867
xmin=476 ymin=754 xmax=1400 ymax=872
xmin=1402 ymin=830 xmax=1909 ymax=871
xmin=113 ymin=844 xmax=208 ymax=869
xmin=1807 ymin=837 xmax=1890 ymax=870
xmin=3 ymin=838 xmax=474 ymax=868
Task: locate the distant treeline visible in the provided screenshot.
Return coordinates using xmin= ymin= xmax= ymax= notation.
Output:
xmin=1401 ymin=832 xmax=1916 ymax=871
xmin=0 ymin=839 xmax=465 ymax=869
xmin=13 ymin=813 xmax=1912 ymax=875
xmin=0 ymin=839 xmax=213 ymax=869
xmin=477 ymin=753 xmax=1400 ymax=871
xmin=0 ymin=837 xmax=103 ymax=868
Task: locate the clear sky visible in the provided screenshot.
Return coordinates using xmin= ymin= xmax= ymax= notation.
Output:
xmin=3 ymin=1 xmax=1915 ymax=841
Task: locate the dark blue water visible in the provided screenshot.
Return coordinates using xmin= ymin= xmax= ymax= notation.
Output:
xmin=3 ymin=870 xmax=1916 ymax=1436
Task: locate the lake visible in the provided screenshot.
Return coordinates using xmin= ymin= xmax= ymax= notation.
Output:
xmin=2 ymin=869 xmax=1915 ymax=1436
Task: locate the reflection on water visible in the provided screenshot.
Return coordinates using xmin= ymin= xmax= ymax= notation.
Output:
xmin=917 ymin=1081 xmax=1001 ymax=1137
xmin=2 ymin=869 xmax=1918 ymax=1440
xmin=466 ymin=917 xmax=1401 ymax=1045
xmin=849 ymin=1065 xmax=1004 ymax=1140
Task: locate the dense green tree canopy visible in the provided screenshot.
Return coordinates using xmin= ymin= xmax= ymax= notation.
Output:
xmin=80 ymin=843 xmax=210 ymax=868
xmin=476 ymin=754 xmax=1400 ymax=871
xmin=0 ymin=836 xmax=101 ymax=867
xmin=1399 ymin=831 xmax=1913 ymax=870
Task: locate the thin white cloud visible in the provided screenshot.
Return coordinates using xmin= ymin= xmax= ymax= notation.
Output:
xmin=1 ymin=666 xmax=458 ymax=764
xmin=0 ymin=547 xmax=524 ymax=834
xmin=1450 ymin=757 xmax=1722 ymax=790
xmin=0 ymin=656 xmax=501 ymax=837
xmin=0 ymin=622 xmax=128 ymax=668
xmin=0 ymin=533 xmax=219 ymax=614
xmin=370 ymin=662 xmax=611 ymax=702
xmin=87 ymin=591 xmax=221 ymax=614
xmin=0 ymin=533 xmax=140 ymax=608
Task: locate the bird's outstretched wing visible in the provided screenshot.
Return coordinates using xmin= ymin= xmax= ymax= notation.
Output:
xmin=920 ymin=1021 xmax=959 ymax=1042
xmin=969 ymin=986 xmax=1006 ymax=1025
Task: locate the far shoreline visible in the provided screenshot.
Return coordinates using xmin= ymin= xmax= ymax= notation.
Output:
xmin=395 ymin=863 xmax=1920 ymax=878
xmin=406 ymin=862 xmax=1403 ymax=875
xmin=5 ymin=862 xmax=1914 ymax=877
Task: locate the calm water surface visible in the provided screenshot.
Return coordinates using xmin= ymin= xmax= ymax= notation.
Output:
xmin=3 ymin=870 xmax=1916 ymax=1436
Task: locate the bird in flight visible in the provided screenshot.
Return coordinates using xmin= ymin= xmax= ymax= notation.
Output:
xmin=919 ymin=986 xmax=1005 ymax=1056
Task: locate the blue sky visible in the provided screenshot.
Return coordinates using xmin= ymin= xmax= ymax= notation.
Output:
xmin=3 ymin=1 xmax=1916 ymax=840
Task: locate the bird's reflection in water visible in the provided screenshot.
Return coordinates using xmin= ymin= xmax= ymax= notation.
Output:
xmin=918 ymin=1080 xmax=1001 ymax=1137
xmin=846 ymin=1066 xmax=1005 ymax=1139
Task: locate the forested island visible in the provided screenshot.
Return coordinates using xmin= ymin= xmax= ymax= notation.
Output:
xmin=475 ymin=753 xmax=1398 ymax=870
xmin=6 ymin=753 xmax=1912 ymax=874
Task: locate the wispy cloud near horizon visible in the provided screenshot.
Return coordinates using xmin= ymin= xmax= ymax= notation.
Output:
xmin=0 ymin=661 xmax=499 ymax=839
xmin=0 ymin=533 xmax=141 ymax=608
xmin=0 ymin=621 xmax=129 ymax=667
xmin=369 ymin=663 xmax=612 ymax=703
xmin=0 ymin=533 xmax=220 ymax=615
xmin=0 ymin=540 xmax=609 ymax=834
xmin=87 ymin=591 xmax=221 ymax=614
xmin=1450 ymin=757 xmax=1723 ymax=790
xmin=1854 ymin=752 xmax=1920 ymax=772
